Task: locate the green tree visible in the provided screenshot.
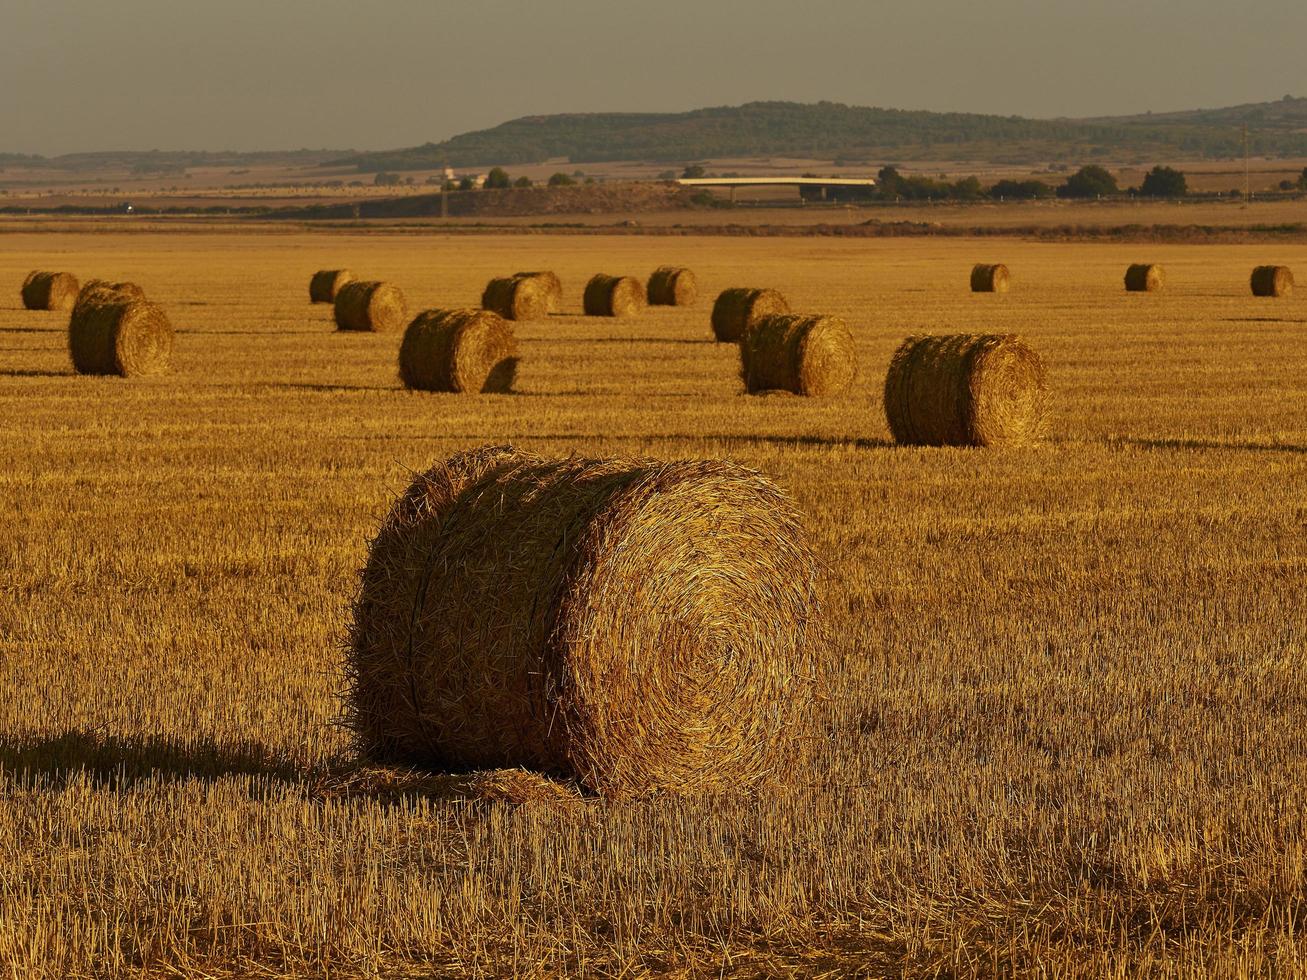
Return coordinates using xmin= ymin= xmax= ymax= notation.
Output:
xmin=1298 ymin=166 xmax=1307 ymax=190
xmin=990 ymin=178 xmax=1053 ymax=200
xmin=484 ymin=167 xmax=511 ymax=189
xmin=1139 ymin=166 xmax=1187 ymax=197
xmin=513 ymin=176 xmax=532 ymax=188
xmin=548 ymin=172 xmax=575 ymax=187
xmin=1057 ymin=165 xmax=1119 ymax=199
xmin=372 ymin=171 xmax=401 ymax=187
xmin=458 ymin=176 xmax=476 ymax=191
xmin=681 ymin=164 xmax=705 ymax=179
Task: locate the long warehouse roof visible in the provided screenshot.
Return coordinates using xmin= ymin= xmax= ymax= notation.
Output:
xmin=677 ymin=176 xmax=877 ymax=188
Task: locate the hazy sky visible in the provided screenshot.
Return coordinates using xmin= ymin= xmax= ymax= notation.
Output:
xmin=4 ymin=0 xmax=1303 ymax=155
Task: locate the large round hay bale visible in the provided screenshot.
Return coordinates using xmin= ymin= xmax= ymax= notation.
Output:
xmin=481 ymin=275 xmax=549 ymax=322
xmin=347 ymin=445 xmax=820 ymax=799
xmin=334 ymin=280 xmax=408 ymax=332
xmin=68 ymin=292 xmax=173 ymax=377
xmin=884 ymin=334 xmax=1048 ymax=447
xmin=1124 ymin=264 xmax=1164 ymax=292
xmin=1251 ymin=265 xmax=1294 ymax=297
xmin=398 ymin=308 xmax=518 ymax=393
xmin=646 ymin=266 xmax=698 ymax=306
xmin=740 ymin=314 xmax=856 ymax=396
xmin=21 ymin=271 xmax=80 ymax=312
xmin=309 ymin=269 xmax=355 ymax=304
xmin=970 ymin=263 xmax=1011 ymax=293
xmin=513 ymin=271 xmax=562 ymax=312
xmin=710 ymin=287 xmax=788 ymax=343
xmin=583 ymin=274 xmax=645 ymax=317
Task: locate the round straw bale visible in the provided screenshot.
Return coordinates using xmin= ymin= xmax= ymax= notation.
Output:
xmin=739 ymin=313 xmax=856 ymax=396
xmin=399 ymin=308 xmax=518 ymax=393
xmin=334 ymin=280 xmax=408 ymax=332
xmin=583 ymin=274 xmax=645 ymax=317
xmin=884 ymin=334 xmax=1048 ymax=447
xmin=309 ymin=269 xmax=355 ymax=304
xmin=647 ymin=266 xmax=698 ymax=306
xmin=1124 ymin=264 xmax=1164 ymax=292
xmin=347 ymin=445 xmax=820 ymax=799
xmin=21 ymin=271 xmax=80 ymax=312
xmin=970 ymin=263 xmax=1011 ymax=293
xmin=1250 ymin=265 xmax=1294 ymax=297
xmin=710 ymin=287 xmax=789 ymax=342
xmin=513 ymin=271 xmax=562 ymax=312
xmin=68 ymin=292 xmax=173 ymax=377
xmin=481 ymin=275 xmax=549 ymax=322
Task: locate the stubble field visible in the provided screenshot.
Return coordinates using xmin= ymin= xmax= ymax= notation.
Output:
xmin=1 ymin=229 xmax=1304 ymax=977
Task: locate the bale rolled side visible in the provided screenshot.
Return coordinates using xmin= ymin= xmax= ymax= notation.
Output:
xmin=481 ymin=275 xmax=548 ymax=322
xmin=884 ymin=334 xmax=1048 ymax=447
xmin=21 ymin=271 xmax=80 ymax=312
xmin=710 ymin=287 xmax=789 ymax=343
xmin=970 ymin=264 xmax=1011 ymax=293
xmin=740 ymin=314 xmax=856 ymax=396
xmin=334 ymin=280 xmax=408 ymax=332
xmin=513 ymin=271 xmax=562 ymax=312
xmin=68 ymin=293 xmax=173 ymax=377
xmin=399 ymin=308 xmax=518 ymax=393
xmin=583 ymin=274 xmax=645 ymax=317
xmin=1251 ymin=265 xmax=1294 ymax=297
xmin=647 ymin=266 xmax=698 ymax=306
xmin=1124 ymin=264 xmax=1164 ymax=292
xmin=309 ymin=269 xmax=355 ymax=304
xmin=347 ymin=445 xmax=820 ymax=799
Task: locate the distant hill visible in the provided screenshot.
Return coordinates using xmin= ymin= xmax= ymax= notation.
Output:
xmin=340 ymin=98 xmax=1307 ymax=172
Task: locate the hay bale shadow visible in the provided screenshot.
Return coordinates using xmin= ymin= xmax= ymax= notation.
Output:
xmin=0 ymin=729 xmax=300 ymax=791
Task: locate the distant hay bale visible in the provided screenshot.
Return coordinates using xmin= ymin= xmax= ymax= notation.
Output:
xmin=347 ymin=444 xmax=820 ymax=799
xmin=21 ymin=271 xmax=80 ymax=312
xmin=884 ymin=334 xmax=1048 ymax=447
xmin=334 ymin=280 xmax=408 ymax=332
xmin=970 ymin=263 xmax=1011 ymax=293
xmin=481 ymin=275 xmax=549 ymax=321
xmin=646 ymin=266 xmax=698 ymax=306
xmin=1124 ymin=264 xmax=1164 ymax=292
xmin=309 ymin=269 xmax=355 ymax=303
xmin=710 ymin=287 xmax=789 ymax=342
xmin=398 ymin=308 xmax=518 ymax=393
xmin=76 ymin=279 xmax=145 ymax=306
xmin=583 ymin=274 xmax=645 ymax=317
xmin=68 ymin=291 xmax=173 ymax=377
xmin=1251 ymin=265 xmax=1294 ymax=297
xmin=513 ymin=271 xmax=562 ymax=312
xmin=740 ymin=313 xmax=856 ymax=396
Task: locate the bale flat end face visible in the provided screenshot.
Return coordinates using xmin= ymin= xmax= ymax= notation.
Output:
xmin=970 ymin=264 xmax=1011 ymax=294
xmin=884 ymin=334 xmax=1048 ymax=447
xmin=1251 ymin=265 xmax=1294 ymax=298
xmin=1124 ymin=264 xmax=1164 ymax=292
xmin=346 ymin=447 xmax=820 ymax=799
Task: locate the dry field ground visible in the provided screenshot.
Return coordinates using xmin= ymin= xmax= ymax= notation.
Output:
xmin=0 ymin=228 xmax=1305 ymax=977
